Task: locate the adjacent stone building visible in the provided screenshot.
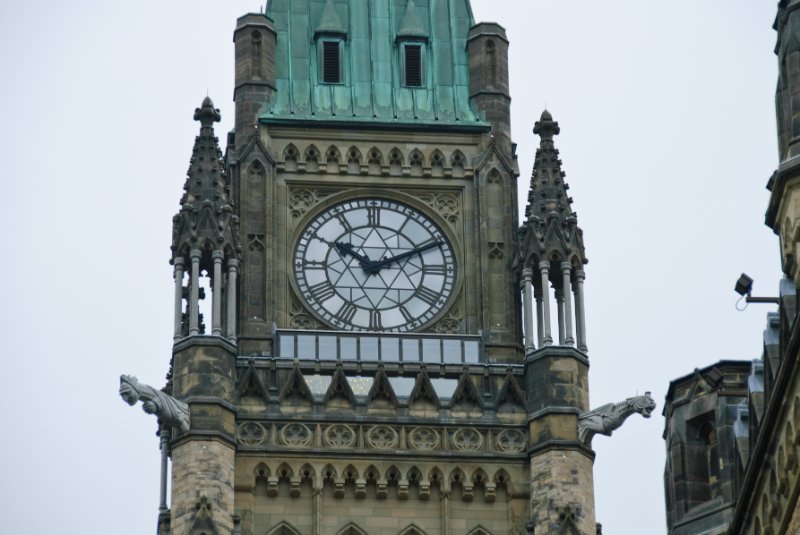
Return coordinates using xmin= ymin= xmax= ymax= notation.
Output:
xmin=118 ymin=1 xmax=655 ymax=534
xmin=663 ymin=1 xmax=800 ymax=533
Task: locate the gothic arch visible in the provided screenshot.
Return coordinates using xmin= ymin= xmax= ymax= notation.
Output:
xmin=450 ymin=150 xmax=466 ymax=169
xmin=267 ymin=521 xmax=303 ymax=535
xmin=336 ymin=523 xmax=368 ymax=535
xmin=430 ymin=150 xmax=445 ymax=169
xmin=388 ymin=148 xmax=404 ymax=174
xmin=304 ymin=144 xmax=320 ymax=163
xmin=283 ymin=144 xmax=299 ymax=162
xmin=367 ymin=147 xmax=383 ymax=165
xmin=409 ymin=149 xmax=424 ymax=168
xmin=325 ymin=145 xmax=342 ymax=164
xmin=484 ymin=39 xmax=497 ymax=88
xmin=466 ymin=526 xmax=493 ymax=535
xmin=397 ymin=524 xmax=427 ymax=535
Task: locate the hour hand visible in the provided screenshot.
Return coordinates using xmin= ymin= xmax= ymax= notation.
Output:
xmin=334 ymin=242 xmax=374 ymax=270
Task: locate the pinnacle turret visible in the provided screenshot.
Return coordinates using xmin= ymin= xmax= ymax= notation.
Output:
xmin=516 ymin=111 xmax=588 ymax=352
xmin=521 ymin=110 xmax=586 ymax=266
xmin=172 ymin=97 xmax=240 ymax=261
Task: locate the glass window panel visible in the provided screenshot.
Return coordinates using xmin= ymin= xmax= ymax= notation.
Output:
xmin=442 ymin=339 xmax=462 ymax=364
xmin=297 ymin=335 xmax=317 ymax=359
xmin=402 ymin=338 xmax=420 ymax=362
xmin=381 ymin=337 xmax=400 ymax=362
xmin=339 ymin=337 xmax=358 ymax=359
xmin=431 ymin=378 xmax=458 ymax=400
xmin=421 ymin=338 xmax=441 ymax=363
xmin=360 ymin=336 xmax=379 ymax=361
xmin=389 ymin=377 xmax=416 ymax=398
xmin=318 ymin=335 xmax=338 ymax=360
xmin=464 ymin=341 xmax=480 ymax=363
xmin=304 ymin=374 xmax=332 ymax=395
xmin=279 ymin=334 xmax=296 ymax=359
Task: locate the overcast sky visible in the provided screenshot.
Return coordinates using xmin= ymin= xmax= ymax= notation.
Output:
xmin=0 ymin=2 xmax=780 ymax=534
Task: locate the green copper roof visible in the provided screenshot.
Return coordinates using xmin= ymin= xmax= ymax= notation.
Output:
xmin=262 ymin=0 xmax=488 ymax=131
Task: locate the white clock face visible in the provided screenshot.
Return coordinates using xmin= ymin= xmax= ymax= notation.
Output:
xmin=294 ymin=198 xmax=456 ymax=332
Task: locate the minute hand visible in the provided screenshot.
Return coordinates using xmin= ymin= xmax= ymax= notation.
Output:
xmin=370 ymin=240 xmax=443 ymax=272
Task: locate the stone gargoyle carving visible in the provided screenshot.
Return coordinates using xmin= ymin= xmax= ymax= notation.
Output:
xmin=119 ymin=374 xmax=190 ymax=433
xmin=577 ymin=392 xmax=655 ymax=445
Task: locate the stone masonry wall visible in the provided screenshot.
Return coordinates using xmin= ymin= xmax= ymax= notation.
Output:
xmin=529 ymin=450 xmax=595 ymax=535
xmin=171 ymin=439 xmax=236 ymax=535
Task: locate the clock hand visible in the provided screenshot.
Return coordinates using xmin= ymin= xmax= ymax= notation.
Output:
xmin=368 ymin=240 xmax=443 ymax=273
xmin=334 ymin=242 xmax=378 ymax=273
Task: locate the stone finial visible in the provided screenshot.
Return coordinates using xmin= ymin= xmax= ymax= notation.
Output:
xmin=194 ymin=96 xmax=221 ymax=128
xmin=119 ymin=374 xmax=190 ymax=432
xmin=577 ymin=392 xmax=656 ymax=446
xmin=533 ymin=109 xmax=560 ymax=140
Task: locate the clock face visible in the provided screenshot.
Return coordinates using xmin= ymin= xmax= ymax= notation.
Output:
xmin=294 ymin=198 xmax=456 ymax=332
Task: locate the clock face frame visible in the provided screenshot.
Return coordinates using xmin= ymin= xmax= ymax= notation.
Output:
xmin=293 ymin=198 xmax=457 ymax=332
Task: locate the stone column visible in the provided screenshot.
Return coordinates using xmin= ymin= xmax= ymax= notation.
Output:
xmin=158 ymin=425 xmax=171 ymax=513
xmin=561 ymin=262 xmax=575 ymax=346
xmin=539 ymin=260 xmax=553 ymax=346
xmin=522 ymin=268 xmax=535 ymax=352
xmin=173 ymin=257 xmax=185 ymax=341
xmin=212 ymin=251 xmax=223 ymax=336
xmin=535 ymin=282 xmax=544 ymax=348
xmin=189 ymin=249 xmax=201 ymax=336
xmin=574 ymin=269 xmax=587 ymax=352
xmin=555 ymin=288 xmax=565 ymax=345
xmin=227 ymin=259 xmax=239 ymax=342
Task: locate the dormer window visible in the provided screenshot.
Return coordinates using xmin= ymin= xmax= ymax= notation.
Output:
xmin=321 ymin=39 xmax=343 ymax=84
xmin=401 ymin=42 xmax=425 ymax=87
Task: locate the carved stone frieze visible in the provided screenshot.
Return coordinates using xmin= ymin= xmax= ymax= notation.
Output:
xmin=324 ymin=424 xmax=357 ymax=449
xmin=289 ymin=188 xmax=328 ymax=219
xmin=237 ymin=422 xmax=268 ymax=447
xmin=279 ymin=423 xmax=313 ymax=448
xmin=289 ymin=293 xmax=321 ymax=329
xmin=367 ymin=425 xmax=399 ymax=450
xmin=452 ymin=428 xmax=484 ymax=452
xmin=409 ymin=427 xmax=441 ymax=451
xmin=495 ymin=429 xmax=526 ymax=454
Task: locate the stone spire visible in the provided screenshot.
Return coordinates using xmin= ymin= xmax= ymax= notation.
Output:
xmin=520 ymin=110 xmax=586 ymax=268
xmin=516 ymin=111 xmax=588 ymax=352
xmin=170 ymin=97 xmax=241 ymax=341
xmin=171 ymin=97 xmax=240 ymax=262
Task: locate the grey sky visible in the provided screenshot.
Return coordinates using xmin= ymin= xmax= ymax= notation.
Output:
xmin=0 ymin=1 xmax=779 ymax=534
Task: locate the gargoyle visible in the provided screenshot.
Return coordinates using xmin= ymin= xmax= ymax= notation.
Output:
xmin=119 ymin=374 xmax=190 ymax=433
xmin=577 ymin=392 xmax=655 ymax=445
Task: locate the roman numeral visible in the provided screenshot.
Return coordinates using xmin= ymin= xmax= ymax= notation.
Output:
xmin=334 ymin=213 xmax=353 ymax=232
xmin=369 ymin=310 xmax=383 ymax=330
xmin=308 ymin=281 xmax=336 ymax=303
xmin=400 ymin=306 xmax=416 ymax=324
xmin=416 ymin=286 xmax=441 ymax=305
xmin=367 ymin=206 xmax=381 ymax=226
xmin=334 ymin=302 xmax=357 ymax=323
xmin=423 ymin=264 xmax=447 ymax=275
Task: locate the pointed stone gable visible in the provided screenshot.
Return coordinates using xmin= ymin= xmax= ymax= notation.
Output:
xmin=517 ymin=110 xmax=587 ymax=269
xmin=188 ymin=496 xmax=221 ymax=535
xmin=495 ymin=369 xmax=526 ymax=411
xmin=449 ymin=368 xmax=484 ymax=410
xmin=408 ymin=367 xmax=439 ymax=408
xmin=315 ymin=0 xmax=346 ymax=37
xmin=238 ymin=359 xmax=269 ymax=403
xmin=367 ymin=365 xmax=398 ymax=406
xmin=325 ymin=365 xmax=355 ymax=407
xmin=279 ymin=363 xmax=314 ymax=405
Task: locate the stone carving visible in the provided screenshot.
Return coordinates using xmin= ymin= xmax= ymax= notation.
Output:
xmin=280 ymin=423 xmax=312 ymax=447
xmin=409 ymin=427 xmax=440 ymax=450
xmin=119 ymin=375 xmax=190 ymax=432
xmin=495 ymin=429 xmax=527 ymax=454
xmin=367 ymin=426 xmax=399 ymax=449
xmin=324 ymin=424 xmax=357 ymax=448
xmin=237 ymin=422 xmax=268 ymax=447
xmin=452 ymin=428 xmax=484 ymax=452
xmin=577 ymin=392 xmax=656 ymax=445
xmin=289 ymin=189 xmax=322 ymax=219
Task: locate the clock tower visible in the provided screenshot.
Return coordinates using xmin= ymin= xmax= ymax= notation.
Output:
xmin=150 ymin=1 xmax=598 ymax=535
